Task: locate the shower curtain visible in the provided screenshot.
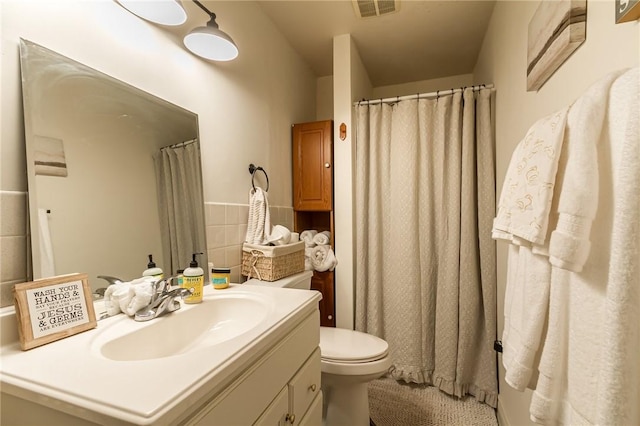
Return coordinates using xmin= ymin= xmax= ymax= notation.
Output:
xmin=153 ymin=140 xmax=206 ymax=276
xmin=354 ymin=88 xmax=498 ymax=406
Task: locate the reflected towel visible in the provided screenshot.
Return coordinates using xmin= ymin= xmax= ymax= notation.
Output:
xmin=301 ymin=230 xmax=318 ymax=247
xmin=38 ymin=208 xmax=55 ymax=277
xmin=313 ymin=231 xmax=331 ymax=246
xmin=310 ymin=245 xmax=337 ymax=272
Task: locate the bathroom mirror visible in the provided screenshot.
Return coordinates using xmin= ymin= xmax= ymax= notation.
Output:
xmin=20 ymin=39 xmax=208 ymax=292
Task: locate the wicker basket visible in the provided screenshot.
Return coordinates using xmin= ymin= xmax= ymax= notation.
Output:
xmin=241 ymin=241 xmax=305 ymax=281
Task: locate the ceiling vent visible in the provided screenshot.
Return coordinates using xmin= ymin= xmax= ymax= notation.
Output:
xmin=353 ymin=0 xmax=400 ymax=18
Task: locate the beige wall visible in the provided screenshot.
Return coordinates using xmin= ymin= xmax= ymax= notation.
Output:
xmin=473 ymin=1 xmax=639 ymax=425
xmin=0 ymin=1 xmax=317 ymax=304
xmin=371 ymin=73 xmax=474 ymax=99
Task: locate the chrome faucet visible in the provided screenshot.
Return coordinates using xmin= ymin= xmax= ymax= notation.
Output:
xmin=134 ymin=277 xmax=192 ymax=322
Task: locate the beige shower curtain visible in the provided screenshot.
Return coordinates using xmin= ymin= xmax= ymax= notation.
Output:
xmin=153 ymin=140 xmax=206 ymax=276
xmin=355 ymin=88 xmax=498 ymax=406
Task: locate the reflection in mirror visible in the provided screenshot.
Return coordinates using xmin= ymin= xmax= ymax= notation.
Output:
xmin=20 ymin=39 xmax=208 ymax=293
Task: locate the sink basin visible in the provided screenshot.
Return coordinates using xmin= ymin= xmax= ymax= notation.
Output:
xmin=95 ymin=291 xmax=273 ymax=361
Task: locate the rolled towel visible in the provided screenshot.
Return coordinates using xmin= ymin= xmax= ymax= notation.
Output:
xmin=300 ymin=230 xmax=318 ymax=247
xmin=122 ymin=276 xmax=156 ymax=316
xmin=310 ymin=245 xmax=337 ymax=272
xmin=312 ymin=231 xmax=331 ymax=246
xmin=104 ymin=281 xmax=129 ymax=317
xmin=304 ymin=248 xmax=314 ymax=271
xmin=104 ymin=276 xmax=156 ymax=317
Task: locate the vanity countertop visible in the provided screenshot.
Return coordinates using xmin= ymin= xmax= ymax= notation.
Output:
xmin=0 ymin=284 xmax=321 ymax=425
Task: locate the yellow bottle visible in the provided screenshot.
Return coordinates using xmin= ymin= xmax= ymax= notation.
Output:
xmin=211 ymin=268 xmax=230 ymax=290
xmin=183 ymin=253 xmax=203 ymax=304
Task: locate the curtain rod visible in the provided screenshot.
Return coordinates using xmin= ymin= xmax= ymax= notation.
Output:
xmin=161 ymin=138 xmax=198 ymax=150
xmin=354 ymin=83 xmax=494 ymax=106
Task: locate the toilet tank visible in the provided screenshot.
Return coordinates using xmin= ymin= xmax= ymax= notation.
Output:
xmin=244 ymin=270 xmax=313 ymax=289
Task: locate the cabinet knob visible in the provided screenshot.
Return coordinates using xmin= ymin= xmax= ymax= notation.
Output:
xmin=309 ymin=383 xmax=317 ymax=392
xmin=324 ymin=162 xmax=331 ymax=168
xmin=286 ymin=413 xmax=296 ymax=424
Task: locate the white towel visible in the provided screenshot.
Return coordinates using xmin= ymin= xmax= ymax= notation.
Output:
xmin=310 ymin=245 xmax=337 ymax=272
xmin=529 ymin=67 xmax=633 ymax=425
xmin=545 ymin=71 xmax=624 ymax=272
xmin=501 ymin=244 xmax=550 ymax=391
xmin=312 ymin=231 xmax=331 ymax=246
xmin=37 ymin=208 xmax=56 ymax=277
xmin=103 ymin=276 xmax=156 ymax=317
xmin=493 ymin=108 xmax=568 ymax=245
xmin=245 ymin=188 xmax=272 ymax=245
xmin=304 ymin=248 xmax=314 ymax=271
xmin=300 ymin=230 xmax=318 ymax=247
xmin=595 ymin=67 xmax=639 ymax=425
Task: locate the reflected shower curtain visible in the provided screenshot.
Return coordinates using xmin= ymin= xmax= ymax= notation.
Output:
xmin=355 ymin=88 xmax=498 ymax=406
xmin=153 ymin=140 xmax=206 ymax=276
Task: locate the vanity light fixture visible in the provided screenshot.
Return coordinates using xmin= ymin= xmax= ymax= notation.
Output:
xmin=183 ymin=0 xmax=239 ymax=61
xmin=115 ymin=0 xmax=187 ymax=26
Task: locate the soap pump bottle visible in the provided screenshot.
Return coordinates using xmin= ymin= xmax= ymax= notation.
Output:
xmin=183 ymin=253 xmax=204 ymax=304
xmin=143 ymin=254 xmax=163 ymax=279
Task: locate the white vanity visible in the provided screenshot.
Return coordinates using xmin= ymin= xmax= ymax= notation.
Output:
xmin=0 ymin=284 xmax=322 ymax=425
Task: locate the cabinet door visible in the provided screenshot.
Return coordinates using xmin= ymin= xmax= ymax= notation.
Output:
xmin=311 ymin=271 xmax=335 ymax=327
xmin=254 ymin=387 xmax=288 ymax=426
xmin=292 ymin=121 xmax=333 ymax=211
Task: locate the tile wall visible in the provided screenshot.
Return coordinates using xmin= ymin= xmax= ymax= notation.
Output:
xmin=205 ymin=202 xmax=294 ymax=283
xmin=0 ymin=191 xmax=30 ymax=307
xmin=0 ymin=198 xmax=293 ymax=308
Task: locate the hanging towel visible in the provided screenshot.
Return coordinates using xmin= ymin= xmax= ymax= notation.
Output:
xmin=37 ymin=208 xmax=56 ymax=277
xmin=312 ymin=231 xmax=331 ymax=246
xmin=493 ymin=108 xmax=568 ymax=245
xmin=310 ymin=244 xmax=337 ymax=272
xmin=501 ymin=244 xmax=551 ymax=391
xmin=245 ymin=187 xmax=272 ymax=245
xmin=529 ymin=67 xmax=632 ymax=425
xmin=300 ymin=230 xmax=318 ymax=247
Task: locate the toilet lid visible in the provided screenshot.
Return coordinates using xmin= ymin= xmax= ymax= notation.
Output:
xmin=320 ymin=327 xmax=389 ymax=363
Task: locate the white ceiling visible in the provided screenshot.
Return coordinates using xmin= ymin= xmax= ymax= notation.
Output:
xmin=254 ymin=0 xmax=497 ymax=87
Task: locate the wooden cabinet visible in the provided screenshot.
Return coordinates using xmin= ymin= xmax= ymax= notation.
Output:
xmin=292 ymin=120 xmax=333 ymax=211
xmin=292 ymin=120 xmax=335 ymax=328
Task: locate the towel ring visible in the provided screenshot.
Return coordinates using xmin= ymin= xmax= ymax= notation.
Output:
xmin=248 ymin=163 xmax=269 ymax=192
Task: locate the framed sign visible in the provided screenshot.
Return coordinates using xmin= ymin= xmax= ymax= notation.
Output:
xmin=13 ymin=273 xmax=97 ymax=350
xmin=616 ymin=0 xmax=640 ymax=23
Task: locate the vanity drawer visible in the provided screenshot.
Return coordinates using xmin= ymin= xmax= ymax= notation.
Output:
xmin=288 ymin=347 xmax=321 ymax=421
xmin=254 ymin=386 xmax=288 ymax=425
xmin=298 ymin=392 xmax=322 ymax=426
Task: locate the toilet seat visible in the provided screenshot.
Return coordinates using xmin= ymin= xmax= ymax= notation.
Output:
xmin=320 ymin=327 xmax=388 ymax=363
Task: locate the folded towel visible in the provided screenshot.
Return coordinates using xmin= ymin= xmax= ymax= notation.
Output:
xmin=545 ymin=70 xmax=624 ymax=272
xmin=300 ymin=230 xmax=318 ymax=247
xmin=310 ymin=245 xmax=337 ymax=272
xmin=493 ymin=108 xmax=568 ymax=245
xmin=245 ymin=187 xmax=272 ymax=245
xmin=104 ymin=276 xmax=156 ymax=317
xmin=312 ymin=231 xmax=331 ymax=246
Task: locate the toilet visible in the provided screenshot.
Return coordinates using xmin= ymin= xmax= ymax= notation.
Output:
xmin=244 ymin=271 xmax=391 ymax=426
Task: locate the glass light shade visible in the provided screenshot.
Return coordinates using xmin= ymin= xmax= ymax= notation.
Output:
xmin=183 ymin=20 xmax=239 ymax=61
xmin=115 ymin=0 xmax=187 ymax=26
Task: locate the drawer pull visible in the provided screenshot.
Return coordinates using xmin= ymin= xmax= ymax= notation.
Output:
xmin=286 ymin=413 xmax=296 ymax=424
xmin=324 ymin=162 xmax=331 ymax=168
xmin=309 ymin=383 xmax=317 ymax=392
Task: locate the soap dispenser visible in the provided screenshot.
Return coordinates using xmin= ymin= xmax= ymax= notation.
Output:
xmin=143 ymin=254 xmax=163 ymax=279
xmin=183 ymin=253 xmax=204 ymax=304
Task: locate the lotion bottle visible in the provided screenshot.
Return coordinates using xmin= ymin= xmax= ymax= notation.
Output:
xmin=143 ymin=254 xmax=163 ymax=279
xmin=183 ymin=253 xmax=203 ymax=304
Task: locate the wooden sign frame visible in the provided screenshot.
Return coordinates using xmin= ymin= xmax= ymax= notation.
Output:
xmin=13 ymin=273 xmax=97 ymax=350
